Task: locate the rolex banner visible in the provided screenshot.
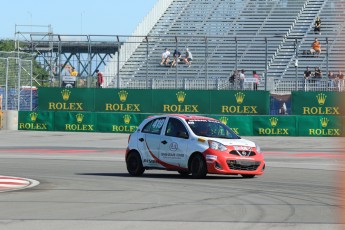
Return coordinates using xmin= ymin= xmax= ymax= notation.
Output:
xmin=96 ymin=113 xmax=152 ymax=133
xmin=94 ymin=89 xmax=152 ymax=113
xmin=292 ymin=92 xmax=345 ymax=116
xmin=210 ymin=91 xmax=270 ymax=115
xmin=18 ymin=111 xmax=54 ymax=131
xmin=253 ymin=116 xmax=297 ymax=136
xmin=18 ymin=111 xmax=345 ymax=136
xmin=38 ymin=88 xmax=95 ymax=111
xmin=297 ymin=116 xmax=343 ymax=137
xmin=210 ymin=115 xmax=253 ymax=136
xmin=152 ymin=90 xmax=210 ymax=114
xmin=54 ymin=112 xmax=96 ymax=132
xmin=38 ymin=88 xmax=270 ymax=115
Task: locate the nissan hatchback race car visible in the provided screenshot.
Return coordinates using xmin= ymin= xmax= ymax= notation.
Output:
xmin=126 ymin=114 xmax=265 ymax=179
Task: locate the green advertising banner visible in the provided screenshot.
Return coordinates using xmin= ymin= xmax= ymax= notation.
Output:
xmin=18 ymin=111 xmax=54 ymax=131
xmin=292 ymin=91 xmax=345 ymax=116
xmin=94 ymin=89 xmax=152 ymax=113
xmin=38 ymin=88 xmax=271 ymax=115
xmin=96 ymin=113 xmax=151 ymax=133
xmin=210 ymin=90 xmax=270 ymax=115
xmin=38 ymin=88 xmax=95 ymax=111
xmin=297 ymin=116 xmax=343 ymax=137
xmin=54 ymin=112 xmax=96 ymax=132
xmin=210 ymin=115 xmax=253 ymax=136
xmin=152 ymin=90 xmax=210 ymax=114
xmin=253 ymin=116 xmax=297 ymax=136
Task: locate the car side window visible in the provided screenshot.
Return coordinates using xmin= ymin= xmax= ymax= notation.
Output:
xmin=165 ymin=118 xmax=189 ymax=139
xmin=142 ymin=118 xmax=166 ymax=135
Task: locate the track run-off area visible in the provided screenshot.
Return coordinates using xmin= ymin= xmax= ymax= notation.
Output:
xmin=0 ymin=130 xmax=344 ymax=230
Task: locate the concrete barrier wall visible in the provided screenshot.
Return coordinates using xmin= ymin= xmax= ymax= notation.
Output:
xmin=2 ymin=110 xmax=18 ymax=130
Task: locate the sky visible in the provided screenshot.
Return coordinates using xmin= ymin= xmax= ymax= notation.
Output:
xmin=1 ymin=0 xmax=158 ymax=39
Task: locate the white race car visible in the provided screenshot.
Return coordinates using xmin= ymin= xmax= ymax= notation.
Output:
xmin=126 ymin=114 xmax=265 ymax=178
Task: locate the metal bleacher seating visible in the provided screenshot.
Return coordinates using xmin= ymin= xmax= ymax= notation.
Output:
xmin=106 ymin=0 xmax=345 ymax=92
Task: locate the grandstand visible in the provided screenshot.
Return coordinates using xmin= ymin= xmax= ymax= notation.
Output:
xmin=105 ymin=0 xmax=345 ymax=92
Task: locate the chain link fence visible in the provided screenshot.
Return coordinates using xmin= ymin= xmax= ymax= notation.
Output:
xmin=0 ymin=56 xmax=36 ymax=111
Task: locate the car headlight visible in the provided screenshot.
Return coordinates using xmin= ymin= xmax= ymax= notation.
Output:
xmin=255 ymin=144 xmax=262 ymax=154
xmin=208 ymin=140 xmax=227 ymax=151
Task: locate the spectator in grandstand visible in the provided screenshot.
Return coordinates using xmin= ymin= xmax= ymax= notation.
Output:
xmin=65 ymin=65 xmax=78 ymax=77
xmin=279 ymin=102 xmax=288 ymax=115
xmin=239 ymin=69 xmax=245 ymax=90
xmin=96 ymin=69 xmax=104 ymax=88
xmin=314 ymin=17 xmax=321 ymax=34
xmin=183 ymin=48 xmax=193 ymax=67
xmin=70 ymin=67 xmax=78 ymax=77
xmin=310 ymin=38 xmax=321 ymax=57
xmin=328 ymin=71 xmax=336 ymax=89
xmin=171 ymin=49 xmax=182 ymax=67
xmin=313 ymin=67 xmax=322 ymax=88
xmin=160 ymin=48 xmax=171 ymax=66
xmin=337 ymin=70 xmax=344 ymax=91
xmin=304 ymin=66 xmax=312 ymax=91
xmin=304 ymin=66 xmax=312 ymax=81
xmin=229 ymin=70 xmax=238 ymax=89
xmin=252 ymin=70 xmax=260 ymax=91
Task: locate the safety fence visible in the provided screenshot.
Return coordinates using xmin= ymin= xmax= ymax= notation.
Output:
xmin=0 ymin=57 xmax=36 ymax=111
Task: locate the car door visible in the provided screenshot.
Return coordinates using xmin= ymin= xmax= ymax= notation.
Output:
xmin=137 ymin=117 xmax=166 ymax=168
xmin=158 ymin=118 xmax=189 ymax=169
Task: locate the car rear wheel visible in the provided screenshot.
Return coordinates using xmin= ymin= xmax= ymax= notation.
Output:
xmin=241 ymin=174 xmax=255 ymax=178
xmin=126 ymin=151 xmax=145 ymax=176
xmin=190 ymin=154 xmax=207 ymax=179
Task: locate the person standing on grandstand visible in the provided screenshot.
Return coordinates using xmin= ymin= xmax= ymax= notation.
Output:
xmin=252 ymin=70 xmax=260 ymax=91
xmin=314 ymin=17 xmax=321 ymax=34
xmin=310 ymin=38 xmax=321 ymax=57
xmin=313 ymin=67 xmax=322 ymax=89
xmin=229 ymin=70 xmax=238 ymax=89
xmin=96 ymin=69 xmax=104 ymax=88
xmin=337 ymin=70 xmax=344 ymax=91
xmin=183 ymin=48 xmax=193 ymax=67
xmin=328 ymin=71 xmax=336 ymax=89
xmin=239 ymin=69 xmax=245 ymax=90
xmin=304 ymin=66 xmax=312 ymax=91
xmin=65 ymin=65 xmax=78 ymax=77
xmin=160 ymin=48 xmax=170 ymax=66
xmin=171 ymin=49 xmax=182 ymax=67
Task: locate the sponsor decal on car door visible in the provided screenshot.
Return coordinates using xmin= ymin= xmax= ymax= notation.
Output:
xmin=157 ymin=117 xmax=189 ymax=169
xmin=158 ymin=136 xmax=188 ymax=169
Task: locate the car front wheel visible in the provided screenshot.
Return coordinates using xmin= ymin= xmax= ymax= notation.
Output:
xmin=190 ymin=154 xmax=207 ymax=179
xmin=126 ymin=151 xmax=145 ymax=176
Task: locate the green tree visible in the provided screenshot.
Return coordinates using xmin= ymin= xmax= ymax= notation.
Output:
xmin=0 ymin=39 xmax=49 ymax=86
xmin=0 ymin=39 xmax=15 ymax=51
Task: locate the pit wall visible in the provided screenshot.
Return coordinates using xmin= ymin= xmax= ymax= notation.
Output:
xmin=16 ymin=88 xmax=345 ymax=137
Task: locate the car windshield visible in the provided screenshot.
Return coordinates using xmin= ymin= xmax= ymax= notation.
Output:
xmin=186 ymin=119 xmax=240 ymax=139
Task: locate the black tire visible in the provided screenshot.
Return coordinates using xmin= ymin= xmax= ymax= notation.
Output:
xmin=190 ymin=154 xmax=207 ymax=179
xmin=178 ymin=170 xmax=190 ymax=177
xmin=241 ymin=174 xmax=255 ymax=178
xmin=126 ymin=151 xmax=145 ymax=176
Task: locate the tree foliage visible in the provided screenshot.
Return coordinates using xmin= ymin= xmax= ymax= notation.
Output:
xmin=0 ymin=39 xmax=50 ymax=86
xmin=0 ymin=39 xmax=15 ymax=51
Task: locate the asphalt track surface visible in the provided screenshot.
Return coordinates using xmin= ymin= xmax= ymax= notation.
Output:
xmin=0 ymin=130 xmax=344 ymax=230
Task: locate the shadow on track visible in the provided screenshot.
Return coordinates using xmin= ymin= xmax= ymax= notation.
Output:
xmin=76 ymin=172 xmax=253 ymax=180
